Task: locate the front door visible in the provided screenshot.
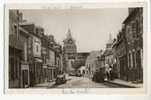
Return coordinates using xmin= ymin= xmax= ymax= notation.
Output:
xmin=22 ymin=70 xmax=28 ymax=88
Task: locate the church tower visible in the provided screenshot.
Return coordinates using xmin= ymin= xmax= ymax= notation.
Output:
xmin=63 ymin=29 xmax=77 ymax=73
xmin=106 ymin=33 xmax=113 ymax=50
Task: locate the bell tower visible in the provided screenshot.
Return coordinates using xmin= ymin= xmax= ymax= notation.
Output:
xmin=63 ymin=28 xmax=77 ymax=73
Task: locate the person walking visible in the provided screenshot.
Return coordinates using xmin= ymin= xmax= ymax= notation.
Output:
xmin=105 ymin=64 xmax=110 ymax=81
xmin=109 ymin=65 xmax=113 ymax=80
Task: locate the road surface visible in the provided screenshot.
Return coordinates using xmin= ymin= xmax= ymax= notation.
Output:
xmin=49 ymin=76 xmax=111 ymax=88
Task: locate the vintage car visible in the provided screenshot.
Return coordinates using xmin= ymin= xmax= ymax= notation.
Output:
xmin=92 ymin=67 xmax=105 ymax=82
xmin=55 ymin=74 xmax=67 ymax=85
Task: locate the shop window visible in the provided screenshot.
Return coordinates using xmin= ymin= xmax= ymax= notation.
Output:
xmin=132 ymin=52 xmax=135 ymax=68
xmin=130 ymin=53 xmax=133 ymax=69
xmin=10 ymin=57 xmax=14 ymax=80
xmin=9 ymin=57 xmax=19 ymax=80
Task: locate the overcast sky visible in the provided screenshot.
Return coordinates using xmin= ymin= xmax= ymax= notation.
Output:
xmin=21 ymin=8 xmax=128 ymax=52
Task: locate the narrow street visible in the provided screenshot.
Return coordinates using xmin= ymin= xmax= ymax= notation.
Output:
xmin=32 ymin=75 xmax=141 ymax=88
xmin=49 ymin=76 xmax=109 ymax=88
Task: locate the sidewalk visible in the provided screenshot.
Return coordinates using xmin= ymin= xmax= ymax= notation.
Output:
xmin=105 ymin=79 xmax=143 ymax=88
xmin=32 ymin=80 xmax=56 ymax=88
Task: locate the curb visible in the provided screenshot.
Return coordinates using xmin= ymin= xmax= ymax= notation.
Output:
xmin=104 ymin=80 xmax=137 ymax=88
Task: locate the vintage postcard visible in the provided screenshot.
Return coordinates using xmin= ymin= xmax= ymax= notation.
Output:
xmin=4 ymin=2 xmax=148 ymax=94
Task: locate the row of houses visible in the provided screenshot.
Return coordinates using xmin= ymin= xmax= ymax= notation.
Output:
xmin=9 ymin=10 xmax=63 ymax=88
xmin=85 ymin=8 xmax=143 ymax=83
xmin=113 ymin=8 xmax=143 ymax=82
xmin=101 ymin=8 xmax=143 ymax=83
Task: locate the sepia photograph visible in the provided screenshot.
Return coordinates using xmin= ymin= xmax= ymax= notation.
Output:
xmin=4 ymin=2 xmax=148 ymax=94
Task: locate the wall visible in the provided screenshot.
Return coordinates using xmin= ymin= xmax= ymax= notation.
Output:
xmin=32 ymin=36 xmax=41 ymax=58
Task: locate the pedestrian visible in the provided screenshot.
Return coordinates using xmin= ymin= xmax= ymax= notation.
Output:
xmin=105 ymin=64 xmax=110 ymax=81
xmin=109 ymin=65 xmax=113 ymax=80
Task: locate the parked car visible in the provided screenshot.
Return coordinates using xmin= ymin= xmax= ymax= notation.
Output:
xmin=92 ymin=67 xmax=105 ymax=82
xmin=55 ymin=74 xmax=67 ymax=85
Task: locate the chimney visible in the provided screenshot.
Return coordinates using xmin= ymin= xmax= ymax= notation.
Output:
xmin=19 ymin=12 xmax=23 ymax=22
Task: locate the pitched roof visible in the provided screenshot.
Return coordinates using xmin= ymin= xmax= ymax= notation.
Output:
xmin=103 ymin=49 xmax=113 ymax=56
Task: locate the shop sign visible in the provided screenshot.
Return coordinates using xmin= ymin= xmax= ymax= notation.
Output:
xmin=21 ymin=64 xmax=29 ymax=70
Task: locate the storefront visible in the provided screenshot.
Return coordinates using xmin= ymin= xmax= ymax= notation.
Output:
xmin=42 ymin=64 xmax=48 ymax=82
xmin=9 ymin=35 xmax=23 ymax=88
xmin=21 ymin=63 xmax=29 ymax=88
xmin=34 ymin=58 xmax=43 ymax=84
xmin=9 ymin=47 xmax=22 ymax=88
xmin=47 ymin=66 xmax=56 ymax=82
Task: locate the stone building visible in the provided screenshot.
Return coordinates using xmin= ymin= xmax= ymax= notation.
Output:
xmin=71 ymin=52 xmax=89 ymax=75
xmin=9 ymin=10 xmax=32 ymax=88
xmin=104 ymin=34 xmax=114 ymax=66
xmin=47 ymin=36 xmax=56 ymax=82
xmin=9 ymin=10 xmax=22 ymax=88
xmin=54 ymin=43 xmax=63 ymax=75
xmin=123 ymin=8 xmax=143 ymax=83
xmin=41 ymin=34 xmax=49 ymax=82
xmin=85 ymin=51 xmax=101 ymax=78
xmin=112 ymin=27 xmax=128 ymax=80
xmin=46 ymin=35 xmax=63 ymax=81
xmin=21 ymin=23 xmax=43 ymax=85
xmin=95 ymin=50 xmax=105 ymax=69
xmin=63 ymin=29 xmax=77 ymax=73
xmin=73 ymin=52 xmax=89 ymax=70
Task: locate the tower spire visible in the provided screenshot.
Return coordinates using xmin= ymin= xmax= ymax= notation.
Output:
xmin=67 ymin=28 xmax=72 ymax=38
xmin=108 ymin=33 xmax=112 ymax=43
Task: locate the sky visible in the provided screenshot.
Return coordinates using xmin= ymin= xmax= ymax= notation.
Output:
xmin=21 ymin=8 xmax=128 ymax=52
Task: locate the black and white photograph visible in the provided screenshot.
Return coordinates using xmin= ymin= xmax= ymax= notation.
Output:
xmin=4 ymin=3 xmax=148 ymax=94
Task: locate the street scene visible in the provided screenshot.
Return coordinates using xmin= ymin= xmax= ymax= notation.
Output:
xmin=8 ymin=8 xmax=143 ymax=88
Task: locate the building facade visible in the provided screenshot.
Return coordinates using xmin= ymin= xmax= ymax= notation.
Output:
xmin=9 ymin=10 xmax=64 ymax=88
xmin=72 ymin=52 xmax=89 ymax=71
xmin=41 ymin=34 xmax=49 ymax=82
xmin=112 ymin=28 xmax=128 ymax=80
xmin=85 ymin=51 xmax=101 ymax=78
xmin=123 ymin=8 xmax=143 ymax=83
xmin=9 ymin=10 xmax=23 ymax=88
xmin=104 ymin=34 xmax=114 ymax=66
xmin=9 ymin=10 xmax=33 ymax=88
xmin=21 ymin=23 xmax=43 ymax=85
xmin=54 ymin=44 xmax=63 ymax=75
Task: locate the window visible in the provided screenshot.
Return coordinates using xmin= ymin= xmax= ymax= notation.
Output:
xmin=36 ymin=45 xmax=38 ymax=52
xmin=130 ymin=52 xmax=133 ymax=68
xmin=132 ymin=52 xmax=135 ymax=68
xmin=128 ymin=53 xmax=131 ymax=68
xmin=9 ymin=57 xmax=19 ymax=80
xmin=132 ymin=22 xmax=137 ymax=38
xmin=126 ymin=26 xmax=131 ymax=43
xmin=136 ymin=20 xmax=139 ymax=37
xmin=14 ymin=25 xmax=17 ymax=34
